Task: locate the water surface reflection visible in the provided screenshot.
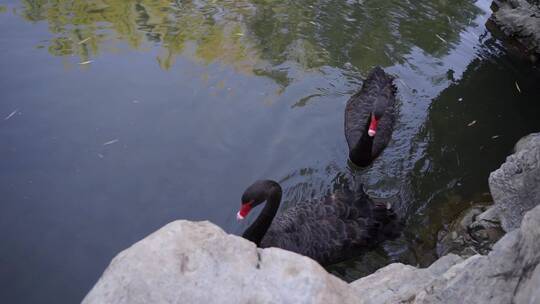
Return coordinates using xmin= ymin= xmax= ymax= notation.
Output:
xmin=0 ymin=0 xmax=539 ymax=302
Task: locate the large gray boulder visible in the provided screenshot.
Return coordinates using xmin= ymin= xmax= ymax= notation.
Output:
xmin=82 ymin=220 xmax=358 ymax=304
xmin=491 ymin=0 xmax=540 ymax=53
xmin=489 ymin=132 xmax=540 ymax=232
xmin=349 ymin=133 xmax=540 ymax=304
xmin=350 ymin=204 xmax=540 ymax=304
xmin=414 ymin=204 xmax=540 ymax=304
xmin=350 ymin=254 xmax=463 ymax=303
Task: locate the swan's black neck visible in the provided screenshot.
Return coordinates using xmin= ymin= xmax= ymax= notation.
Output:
xmin=349 ymin=116 xmax=374 ymax=166
xmin=242 ymin=181 xmax=282 ymax=246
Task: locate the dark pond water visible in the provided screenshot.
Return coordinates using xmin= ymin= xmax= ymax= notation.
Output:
xmin=1 ymin=0 xmax=539 ymax=302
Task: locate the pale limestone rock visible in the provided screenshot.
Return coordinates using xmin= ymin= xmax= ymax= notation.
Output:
xmin=350 ymin=205 xmax=540 ymax=304
xmin=491 ymin=0 xmax=540 ymax=53
xmin=489 ymin=132 xmax=540 ymax=231
xmin=83 ymin=220 xmax=357 ymax=304
xmin=349 ymin=254 xmax=463 ymax=304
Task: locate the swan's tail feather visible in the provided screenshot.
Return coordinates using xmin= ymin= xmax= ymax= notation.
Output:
xmin=366 ymin=66 xmax=397 ymax=96
xmin=352 ymin=186 xmax=402 ymax=242
xmin=370 ymin=66 xmax=394 ymax=83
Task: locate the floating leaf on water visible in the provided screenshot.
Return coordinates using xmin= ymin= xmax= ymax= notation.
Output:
xmin=103 ymin=139 xmax=119 ymax=146
xmin=78 ymin=37 xmax=91 ymax=44
xmin=435 ymin=34 xmax=447 ymax=43
xmin=309 ymin=21 xmax=317 ymax=25
xmin=467 ymin=120 xmax=477 ymax=127
xmin=515 ymin=81 xmax=521 ymax=93
xmin=4 ymin=109 xmax=18 ymax=120
xmin=492 ymin=135 xmax=499 ymax=139
xmin=79 ymin=60 xmax=93 ymax=65
xmin=458 ymin=97 xmax=463 ymax=101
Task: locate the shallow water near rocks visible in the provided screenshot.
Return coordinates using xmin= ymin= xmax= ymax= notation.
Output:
xmin=0 ymin=0 xmax=539 ymax=302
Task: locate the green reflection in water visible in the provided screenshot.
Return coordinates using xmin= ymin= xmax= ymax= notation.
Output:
xmin=20 ymin=0 xmax=261 ymax=71
xmin=19 ymin=0 xmax=481 ymax=75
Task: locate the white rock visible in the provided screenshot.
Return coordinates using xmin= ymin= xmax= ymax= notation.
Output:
xmin=349 ymin=254 xmax=463 ymax=304
xmin=350 ymin=204 xmax=540 ymax=304
xmin=489 ymin=132 xmax=540 ymax=232
xmin=82 ymin=220 xmax=358 ymax=304
xmin=492 ymin=0 xmax=540 ymax=53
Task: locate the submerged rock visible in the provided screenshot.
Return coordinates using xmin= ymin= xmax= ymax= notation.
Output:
xmin=437 ymin=132 xmax=539 ymax=257
xmin=489 ymin=132 xmax=540 ymax=232
xmin=436 ymin=204 xmax=505 ymax=257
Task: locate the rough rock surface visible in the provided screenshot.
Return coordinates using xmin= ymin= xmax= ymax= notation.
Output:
xmin=350 ymin=254 xmax=463 ymax=304
xmin=491 ymin=0 xmax=540 ymax=54
xmin=489 ymin=132 xmax=540 ymax=231
xmin=82 ymin=220 xmax=358 ymax=304
xmin=352 ymin=205 xmax=540 ymax=304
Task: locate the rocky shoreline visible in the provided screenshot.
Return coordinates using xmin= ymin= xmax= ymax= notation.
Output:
xmin=488 ymin=0 xmax=540 ymax=59
xmin=83 ymin=132 xmax=539 ymax=304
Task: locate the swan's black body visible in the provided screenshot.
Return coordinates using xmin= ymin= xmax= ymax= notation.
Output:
xmin=240 ymin=180 xmax=400 ymax=266
xmin=345 ymin=66 xmax=397 ymax=166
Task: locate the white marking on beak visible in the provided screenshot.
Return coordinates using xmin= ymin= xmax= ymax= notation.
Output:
xmin=236 ymin=212 xmax=245 ymax=221
xmin=368 ymin=129 xmax=376 ymax=137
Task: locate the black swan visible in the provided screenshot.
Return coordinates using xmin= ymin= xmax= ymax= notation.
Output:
xmin=236 ymin=180 xmax=400 ymax=265
xmin=345 ymin=66 xmax=397 ymax=167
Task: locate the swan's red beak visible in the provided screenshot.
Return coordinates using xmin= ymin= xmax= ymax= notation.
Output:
xmin=236 ymin=202 xmax=253 ymax=220
xmin=368 ymin=115 xmax=379 ymax=137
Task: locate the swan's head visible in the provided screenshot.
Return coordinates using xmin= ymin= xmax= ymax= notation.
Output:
xmin=237 ymin=181 xmax=268 ymax=220
xmin=237 ymin=201 xmax=253 ymax=220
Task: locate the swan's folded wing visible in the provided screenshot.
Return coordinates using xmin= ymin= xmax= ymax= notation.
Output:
xmin=262 ymin=195 xmax=378 ymax=265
